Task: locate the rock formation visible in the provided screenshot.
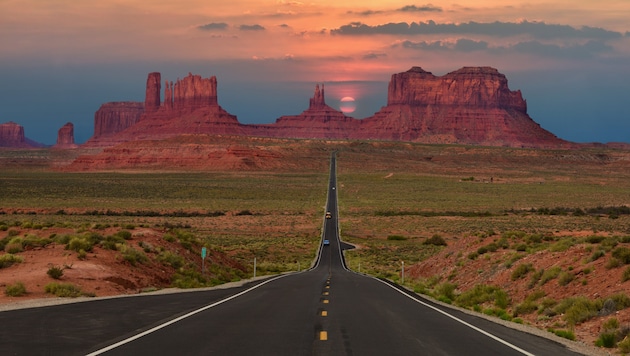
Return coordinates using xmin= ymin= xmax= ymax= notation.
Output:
xmin=0 ymin=121 xmax=44 ymax=148
xmin=145 ymin=72 xmax=161 ymax=113
xmin=0 ymin=121 xmax=26 ymax=147
xmin=353 ymin=67 xmax=568 ymax=148
xmin=166 ymin=73 xmax=218 ymax=112
xmin=387 ymin=67 xmax=527 ymax=111
xmin=91 ymin=102 xmax=145 ymax=139
xmin=83 ymin=67 xmax=572 ymax=150
xmin=250 ymin=84 xmax=359 ymax=139
xmin=54 ymin=122 xmax=77 ymax=148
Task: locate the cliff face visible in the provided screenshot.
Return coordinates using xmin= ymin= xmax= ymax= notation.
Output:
xmin=54 ymin=122 xmax=77 ymax=148
xmin=0 ymin=121 xmax=45 ymax=148
xmin=145 ymin=72 xmax=161 ymax=113
xmin=387 ymin=67 xmax=527 ymax=112
xmin=357 ymin=66 xmax=567 ymax=148
xmin=92 ymin=102 xmax=145 ymax=139
xmin=163 ymin=73 xmax=219 ymax=112
xmin=82 ymin=67 xmax=571 ymax=151
xmin=0 ymin=121 xmax=26 ymax=147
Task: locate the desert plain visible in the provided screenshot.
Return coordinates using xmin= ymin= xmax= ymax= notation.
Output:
xmin=2 ymin=137 xmax=630 ymax=354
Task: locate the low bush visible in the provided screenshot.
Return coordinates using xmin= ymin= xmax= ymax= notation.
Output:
xmin=387 ymin=235 xmax=407 ymax=241
xmin=47 ymin=266 xmax=64 ymax=279
xmin=456 ymin=284 xmax=510 ymax=309
xmin=44 ymin=282 xmax=83 ymax=297
xmin=548 ymin=328 xmax=576 ymax=341
xmin=157 ymin=251 xmax=185 ymax=269
xmin=118 ymin=245 xmax=148 ymax=266
xmin=5 ymin=282 xmax=27 ymax=297
xmin=558 ymin=271 xmax=574 ymax=286
xmin=511 ymin=263 xmax=534 ymax=281
xmin=0 ymin=254 xmax=23 ymax=269
xmin=539 ymin=266 xmax=562 ymax=285
xmin=613 ymin=247 xmax=630 ymax=264
xmin=424 ymin=235 xmax=447 ymax=246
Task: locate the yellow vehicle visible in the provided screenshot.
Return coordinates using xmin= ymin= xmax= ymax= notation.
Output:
xmin=325 ymin=211 xmax=332 ymax=219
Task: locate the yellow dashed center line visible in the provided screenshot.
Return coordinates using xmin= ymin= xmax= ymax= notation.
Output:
xmin=323 ymin=291 xmax=329 ymax=296
xmin=320 ymin=331 xmax=328 ymax=341
xmin=321 ymin=310 xmax=328 ymax=317
xmin=323 ymin=299 xmax=329 ymax=304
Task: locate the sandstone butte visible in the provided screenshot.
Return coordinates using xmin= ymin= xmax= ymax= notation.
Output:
xmin=0 ymin=121 xmax=45 ymax=148
xmin=84 ymin=67 xmax=574 ymax=149
xmin=53 ymin=122 xmax=77 ymax=149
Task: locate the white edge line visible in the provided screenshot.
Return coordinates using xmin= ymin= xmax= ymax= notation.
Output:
xmin=372 ymin=277 xmax=536 ymax=356
xmin=86 ymin=274 xmax=290 ymax=355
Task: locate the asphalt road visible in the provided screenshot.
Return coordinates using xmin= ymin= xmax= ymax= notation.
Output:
xmin=0 ymin=153 xmax=585 ymax=355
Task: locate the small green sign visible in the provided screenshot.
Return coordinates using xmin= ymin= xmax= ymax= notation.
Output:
xmin=201 ymin=247 xmax=207 ymax=259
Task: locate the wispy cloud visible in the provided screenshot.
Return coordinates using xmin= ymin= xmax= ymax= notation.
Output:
xmin=398 ymin=38 xmax=614 ymax=58
xmin=397 ymin=4 xmax=442 ymax=13
xmin=198 ymin=22 xmax=229 ymax=31
xmin=332 ymin=20 xmax=623 ymax=40
xmin=240 ymin=24 xmax=266 ymax=31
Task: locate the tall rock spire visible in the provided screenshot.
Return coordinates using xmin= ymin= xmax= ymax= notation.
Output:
xmin=145 ymin=72 xmax=161 ymax=113
xmin=309 ymin=83 xmax=326 ymax=109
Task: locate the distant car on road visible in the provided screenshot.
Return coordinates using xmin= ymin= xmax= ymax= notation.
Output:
xmin=325 ymin=211 xmax=332 ymax=219
xmin=323 ymin=239 xmax=330 ymax=246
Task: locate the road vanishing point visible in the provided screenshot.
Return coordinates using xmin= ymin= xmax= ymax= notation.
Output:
xmin=0 ymin=153 xmax=584 ymax=355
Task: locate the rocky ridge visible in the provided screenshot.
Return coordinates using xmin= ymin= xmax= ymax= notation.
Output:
xmin=83 ymin=67 xmax=572 ymax=152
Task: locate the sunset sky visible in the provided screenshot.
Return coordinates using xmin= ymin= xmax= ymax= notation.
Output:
xmin=1 ymin=0 xmax=629 ymax=144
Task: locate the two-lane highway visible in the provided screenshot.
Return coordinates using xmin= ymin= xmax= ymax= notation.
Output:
xmin=0 ymin=153 xmax=585 ymax=355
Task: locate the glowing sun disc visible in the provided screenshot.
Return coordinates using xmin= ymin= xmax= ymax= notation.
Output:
xmin=339 ymin=96 xmax=356 ymax=113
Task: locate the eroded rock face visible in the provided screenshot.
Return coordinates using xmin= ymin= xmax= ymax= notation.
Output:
xmin=356 ymin=66 xmax=568 ymax=148
xmin=145 ymin=72 xmax=161 ymax=113
xmin=55 ymin=122 xmax=76 ymax=148
xmin=92 ymin=102 xmax=145 ymax=139
xmin=250 ymin=84 xmax=359 ymax=139
xmin=387 ymin=67 xmax=527 ymax=111
xmin=0 ymin=121 xmax=26 ymax=147
xmin=167 ymin=73 xmax=218 ymax=111
xmin=83 ymin=67 xmax=571 ymax=151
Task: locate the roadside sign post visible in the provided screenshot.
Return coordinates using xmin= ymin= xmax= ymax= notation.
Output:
xmin=201 ymin=247 xmax=207 ymax=274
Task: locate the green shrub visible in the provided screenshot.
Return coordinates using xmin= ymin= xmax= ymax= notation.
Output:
xmin=157 ymin=251 xmax=185 ymax=269
xmin=115 ymin=230 xmax=132 ymax=240
xmin=618 ymin=336 xmax=630 ymax=353
xmin=539 ymin=266 xmax=562 ymax=285
xmin=4 ymin=242 xmax=23 ymax=254
xmin=434 ymin=282 xmax=457 ymax=302
xmin=66 ymin=236 xmax=94 ymax=252
xmin=47 ymin=266 xmax=64 ymax=279
xmin=44 ymin=282 xmax=83 ymax=297
xmin=595 ymin=333 xmax=616 ymax=348
xmin=612 ymin=247 xmax=630 ymax=264
xmin=0 ymin=254 xmax=23 ymax=268
xmin=467 ymin=252 xmax=479 ymax=260
xmin=172 ymin=269 xmax=208 ymax=288
xmin=118 ymin=245 xmax=148 ymax=266
xmin=558 ymin=271 xmax=574 ymax=286
xmin=606 ymin=258 xmax=622 ymax=269
xmin=548 ymin=328 xmax=575 ymax=341
xmin=456 ymin=284 xmax=510 ymax=309
xmin=424 ymin=235 xmax=447 ymax=246
xmin=5 ymin=282 xmax=27 ymax=297
xmin=511 ymin=263 xmax=534 ymax=281
xmin=588 ymin=250 xmax=606 ymax=262
xmin=387 ymin=235 xmax=407 ymax=241
xmin=585 ymin=235 xmax=606 ymax=244
xmin=556 ymin=297 xmax=602 ymax=326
